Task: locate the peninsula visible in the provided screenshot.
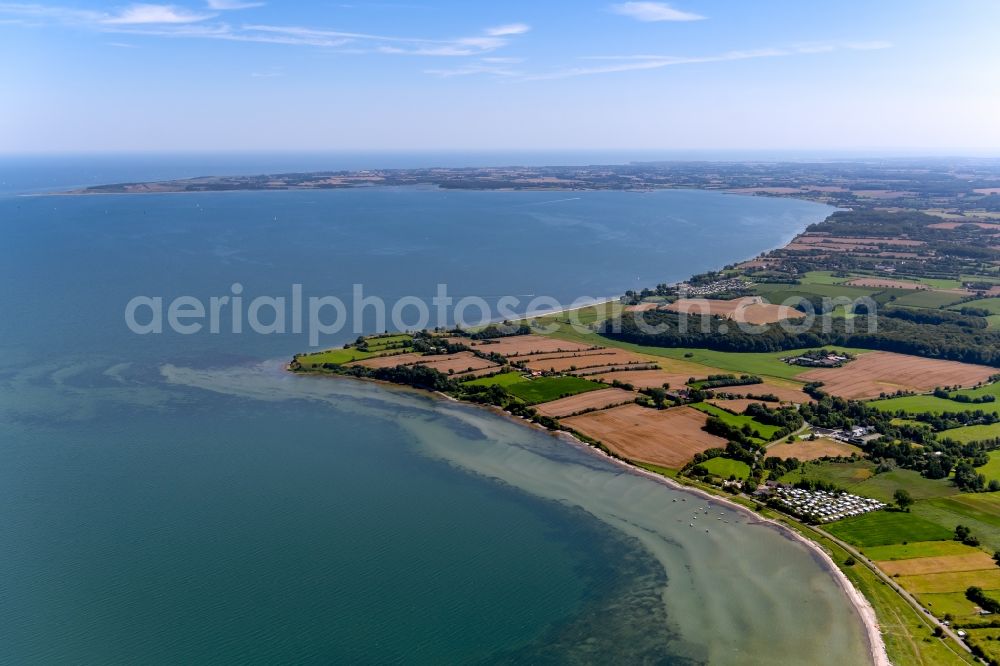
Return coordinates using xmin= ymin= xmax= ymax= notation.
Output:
xmin=281 ymin=158 xmax=1000 ymax=666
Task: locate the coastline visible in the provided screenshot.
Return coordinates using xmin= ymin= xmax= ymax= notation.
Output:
xmin=307 ymin=368 xmax=889 ymax=666
xmin=283 ymin=199 xmax=892 ymax=665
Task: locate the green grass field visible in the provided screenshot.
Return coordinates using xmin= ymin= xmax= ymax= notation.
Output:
xmin=987 ymin=314 xmax=1000 ymax=329
xmin=948 ymin=297 xmax=1000 ymax=315
xmin=754 ymin=281 xmax=882 ymax=300
xmin=464 ymin=371 xmax=528 ymax=388
xmin=798 ymin=271 xmax=850 ymax=285
xmin=504 ymin=375 xmax=606 ymax=405
xmin=977 ymin=450 xmax=1000 ymax=480
xmin=780 ymin=459 xmax=874 ymax=484
xmin=532 ymin=306 xmax=868 ymax=382
xmin=939 ymin=422 xmax=1000 ymax=444
xmin=690 ymin=402 xmax=783 ymax=440
xmin=913 ymin=492 xmax=1000 ymax=552
xmin=919 ymin=592 xmax=998 ymax=620
xmin=770 ymin=515 xmax=976 ymax=664
xmin=967 ymin=629 xmax=1000 ymax=664
xmin=869 ymin=394 xmax=1000 ymax=416
xmin=863 ymin=540 xmax=980 ymax=561
xmin=782 ymin=459 xmax=958 ymax=504
xmin=364 ymin=334 xmax=413 ymax=351
xmin=295 ymin=346 xmax=411 ymax=367
xmin=854 ymin=469 xmax=959 ymax=503
xmin=952 ymin=382 xmax=1000 ymax=400
xmin=899 ymin=569 xmax=1000 ymax=594
xmin=699 ymin=456 xmax=751 ymax=480
xmin=825 ymin=510 xmax=953 ymax=547
xmin=891 ymin=290 xmax=968 ymax=309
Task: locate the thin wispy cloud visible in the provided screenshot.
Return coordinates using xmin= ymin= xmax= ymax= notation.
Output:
xmin=424 ymin=61 xmax=520 ymax=78
xmin=525 ymin=41 xmax=891 ymax=80
xmin=0 ymin=3 xmax=529 ymax=54
xmin=611 ymin=2 xmax=705 ymax=22
xmin=102 ymin=4 xmax=216 ymax=25
xmin=485 ymin=23 xmax=529 ymax=37
xmin=0 ymin=2 xmax=215 ymax=24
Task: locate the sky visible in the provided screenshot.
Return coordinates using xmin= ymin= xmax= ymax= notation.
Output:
xmin=2 ymin=0 xmax=1000 ymax=154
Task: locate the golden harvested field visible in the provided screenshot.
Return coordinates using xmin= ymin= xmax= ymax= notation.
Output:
xmin=797 ymin=351 xmax=997 ymax=399
xmin=571 ymin=364 xmax=659 ymax=376
xmin=534 ymin=388 xmax=636 ymax=418
xmin=624 ymin=302 xmax=660 ymax=312
xmin=562 ymin=404 xmax=726 ymax=468
xmin=766 ymin=437 xmax=861 ymax=461
xmin=453 ymin=366 xmax=505 ymax=379
xmin=845 ymin=277 xmax=928 ymax=290
xmin=418 ymin=353 xmax=499 ymax=374
xmin=350 ymin=351 xmax=497 ymax=374
xmin=505 ymin=350 xmax=610 ymax=363
xmin=709 ymin=398 xmax=772 ymax=413
xmin=851 ymin=190 xmax=917 ymax=199
xmin=463 ymin=335 xmax=595 ymax=357
xmin=897 ymin=569 xmax=1000 ymax=594
xmin=794 ymin=235 xmax=925 ymax=247
xmin=591 ymin=368 xmax=706 ymax=389
xmin=877 ymin=552 xmax=996 ymax=577
xmin=349 ymin=352 xmax=431 ymax=368
xmin=786 ymin=242 xmax=865 ymax=253
xmin=521 ymin=349 xmax=649 ymax=372
xmin=746 ymin=380 xmax=809 ymax=403
xmin=666 ymin=297 xmax=805 ymax=325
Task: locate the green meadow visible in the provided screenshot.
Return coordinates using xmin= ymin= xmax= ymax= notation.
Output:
xmin=912 ymin=493 xmax=1000 ymax=552
xmin=890 ymin=290 xmax=968 ymax=309
xmin=948 ymin=297 xmax=1000 ymax=315
xmin=690 ymin=402 xmax=783 ymax=441
xmin=296 ymin=347 xmax=384 ymax=366
xmin=825 ymin=511 xmax=953 ymax=548
xmin=781 ymin=461 xmax=958 ymax=503
xmin=464 ymin=371 xmax=529 ymax=388
xmin=869 ymin=394 xmax=1000 ymax=416
xmin=939 ymin=422 xmax=1000 ymax=443
xmin=977 ymin=450 xmax=1000 ymax=480
xmin=863 ymin=540 xmax=979 ymax=561
xmin=699 ymin=457 xmax=751 ymax=480
xmin=504 ymin=376 xmax=606 ymax=405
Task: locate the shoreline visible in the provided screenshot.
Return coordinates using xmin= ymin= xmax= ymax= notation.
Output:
xmin=283 ymin=202 xmax=890 ymax=664
xmin=304 ymin=368 xmax=889 ymax=666
xmin=462 ymin=394 xmax=888 ymax=666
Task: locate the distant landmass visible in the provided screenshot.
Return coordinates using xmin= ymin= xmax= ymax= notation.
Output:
xmin=68 ymin=158 xmax=1000 ymax=213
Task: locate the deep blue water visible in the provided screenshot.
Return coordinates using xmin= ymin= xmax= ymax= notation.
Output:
xmin=0 ymin=156 xmax=872 ymax=664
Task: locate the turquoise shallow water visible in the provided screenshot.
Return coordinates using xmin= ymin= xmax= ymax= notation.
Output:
xmin=0 ymin=164 xmax=871 ymax=664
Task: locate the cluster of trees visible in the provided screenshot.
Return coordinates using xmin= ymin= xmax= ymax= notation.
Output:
xmin=411 ymin=333 xmax=468 ymax=355
xmin=463 ymin=323 xmax=532 ymax=340
xmin=703 ymin=416 xmax=766 ymax=445
xmin=914 ymin=409 xmax=999 ymax=432
xmin=694 ymin=374 xmax=763 ymax=389
xmin=744 ymin=403 xmax=803 ymax=431
xmin=762 ymin=455 xmax=802 ymax=478
xmin=599 ymin=310 xmax=1000 ymax=366
xmin=931 ymin=386 xmax=997 ymax=404
xmin=794 ymin=394 xmax=999 ymax=486
xmin=955 ymin=524 xmax=981 ymax=547
xmin=338 ymin=363 xmax=458 ymax=392
xmin=954 ymin=461 xmax=999 ymax=492
xmin=800 ymin=395 xmax=889 ymax=430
